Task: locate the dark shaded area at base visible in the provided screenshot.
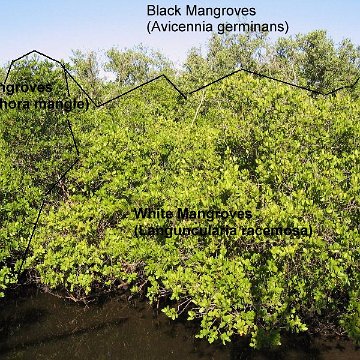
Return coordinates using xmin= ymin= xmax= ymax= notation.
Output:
xmin=0 ymin=287 xmax=359 ymax=360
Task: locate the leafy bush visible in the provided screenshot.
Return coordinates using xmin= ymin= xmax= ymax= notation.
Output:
xmin=1 ymin=55 xmax=359 ymax=348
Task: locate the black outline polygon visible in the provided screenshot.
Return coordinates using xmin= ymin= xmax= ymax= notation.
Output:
xmin=2 ymin=51 xmax=80 ymax=277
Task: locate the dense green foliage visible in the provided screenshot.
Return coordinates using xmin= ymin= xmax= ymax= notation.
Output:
xmin=0 ymin=58 xmax=77 ymax=294
xmin=1 ymin=31 xmax=360 ymax=348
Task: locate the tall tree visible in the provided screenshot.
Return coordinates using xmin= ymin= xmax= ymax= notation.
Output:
xmin=70 ymin=50 xmax=102 ymax=98
xmin=105 ymin=45 xmax=173 ymax=88
xmin=269 ymin=30 xmax=360 ymax=92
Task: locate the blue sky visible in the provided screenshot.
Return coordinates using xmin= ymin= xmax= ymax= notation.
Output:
xmin=0 ymin=0 xmax=359 ymax=66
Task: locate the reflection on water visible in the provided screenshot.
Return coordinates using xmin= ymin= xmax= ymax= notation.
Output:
xmin=0 ymin=287 xmax=359 ymax=360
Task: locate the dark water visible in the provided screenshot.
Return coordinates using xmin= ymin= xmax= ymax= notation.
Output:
xmin=0 ymin=288 xmax=359 ymax=360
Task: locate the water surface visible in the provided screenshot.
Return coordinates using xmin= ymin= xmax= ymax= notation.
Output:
xmin=0 ymin=288 xmax=359 ymax=359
